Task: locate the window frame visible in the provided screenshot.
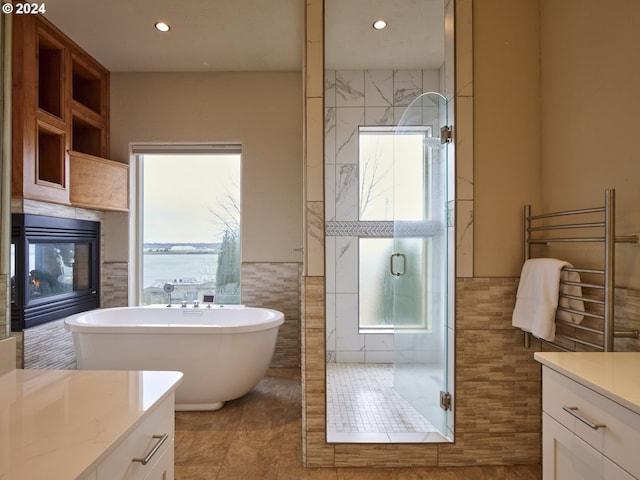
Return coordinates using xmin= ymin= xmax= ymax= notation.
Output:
xmin=128 ymin=143 xmax=242 ymax=306
xmin=356 ymin=127 xmax=432 ymax=331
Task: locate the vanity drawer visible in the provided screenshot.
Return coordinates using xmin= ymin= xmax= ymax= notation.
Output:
xmin=96 ymin=393 xmax=175 ymax=480
xmin=543 ymin=367 xmax=640 ymax=477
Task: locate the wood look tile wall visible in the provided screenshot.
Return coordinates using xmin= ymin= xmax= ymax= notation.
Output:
xmin=241 ymin=262 xmax=302 ymax=368
xmin=443 ymin=277 xmax=542 ymax=466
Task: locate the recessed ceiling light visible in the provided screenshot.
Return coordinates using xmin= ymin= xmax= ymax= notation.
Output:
xmin=154 ymin=22 xmax=171 ymax=32
xmin=372 ymin=19 xmax=388 ymax=30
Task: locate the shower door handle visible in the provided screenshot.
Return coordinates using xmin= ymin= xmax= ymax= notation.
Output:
xmin=390 ymin=252 xmax=406 ymax=276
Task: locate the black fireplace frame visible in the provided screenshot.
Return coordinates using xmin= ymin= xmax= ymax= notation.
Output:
xmin=11 ymin=214 xmax=100 ymax=331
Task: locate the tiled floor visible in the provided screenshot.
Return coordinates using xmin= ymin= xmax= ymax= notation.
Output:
xmin=175 ymin=368 xmax=541 ymax=479
xmin=326 ymin=363 xmax=447 ymax=443
xmin=23 ymin=320 xmax=542 ymax=479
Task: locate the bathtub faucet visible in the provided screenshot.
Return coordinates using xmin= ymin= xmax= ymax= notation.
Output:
xmin=163 ymin=283 xmax=175 ymax=307
xmin=193 ymin=300 xmax=199 ymax=308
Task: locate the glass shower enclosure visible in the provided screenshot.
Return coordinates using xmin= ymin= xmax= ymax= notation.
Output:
xmin=391 ymin=92 xmax=450 ymax=436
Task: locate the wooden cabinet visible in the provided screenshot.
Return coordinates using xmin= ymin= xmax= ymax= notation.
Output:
xmin=70 ymin=151 xmax=129 ymax=212
xmin=542 ymin=366 xmax=640 ymax=479
xmin=12 ymin=15 xmax=127 ymax=211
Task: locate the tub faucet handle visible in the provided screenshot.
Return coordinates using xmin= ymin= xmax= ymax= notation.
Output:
xmin=193 ymin=300 xmax=200 ymax=308
xmin=181 ymin=301 xmax=188 ymax=308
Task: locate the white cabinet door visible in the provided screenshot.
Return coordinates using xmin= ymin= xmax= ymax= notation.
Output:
xmin=542 ymin=367 xmax=640 ymax=475
xmin=543 ymin=413 xmax=635 ymax=480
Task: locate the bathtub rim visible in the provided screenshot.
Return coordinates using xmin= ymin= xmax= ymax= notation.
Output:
xmin=64 ymin=305 xmax=284 ymax=335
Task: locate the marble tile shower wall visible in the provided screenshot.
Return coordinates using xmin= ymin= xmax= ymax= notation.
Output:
xmin=324 ymin=69 xmax=441 ymax=363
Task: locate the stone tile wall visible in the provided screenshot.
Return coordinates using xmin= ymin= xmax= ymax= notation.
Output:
xmin=102 ymin=262 xmax=129 ymax=308
xmin=444 ymin=277 xmax=541 ymax=465
xmin=241 ymin=262 xmax=302 ymax=368
xmin=303 ymin=275 xmax=544 ymax=467
xmin=302 ymin=277 xmax=639 ymax=468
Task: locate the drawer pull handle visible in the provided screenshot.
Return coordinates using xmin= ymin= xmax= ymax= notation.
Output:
xmin=132 ymin=433 xmax=169 ymax=465
xmin=562 ymin=406 xmax=606 ymax=430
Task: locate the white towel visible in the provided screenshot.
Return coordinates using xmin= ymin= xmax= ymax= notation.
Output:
xmin=556 ymin=269 xmax=585 ymax=324
xmin=511 ymin=258 xmax=583 ymax=341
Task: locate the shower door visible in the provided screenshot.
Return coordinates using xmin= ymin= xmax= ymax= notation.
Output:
xmin=391 ymin=92 xmax=450 ymax=436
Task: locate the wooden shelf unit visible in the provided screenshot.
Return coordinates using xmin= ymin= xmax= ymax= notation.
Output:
xmin=12 ymin=15 xmax=126 ymax=211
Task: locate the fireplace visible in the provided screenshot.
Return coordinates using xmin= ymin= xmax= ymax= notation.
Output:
xmin=11 ymin=214 xmax=100 ymax=331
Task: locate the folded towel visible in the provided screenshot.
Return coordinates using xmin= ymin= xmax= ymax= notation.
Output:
xmin=556 ymin=269 xmax=585 ymax=324
xmin=512 ymin=258 xmax=579 ymax=341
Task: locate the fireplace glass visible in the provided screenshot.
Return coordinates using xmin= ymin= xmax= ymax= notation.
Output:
xmin=25 ymin=242 xmax=91 ymax=299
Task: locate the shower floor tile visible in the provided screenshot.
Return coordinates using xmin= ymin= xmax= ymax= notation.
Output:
xmin=326 ymin=362 xmax=445 ymax=443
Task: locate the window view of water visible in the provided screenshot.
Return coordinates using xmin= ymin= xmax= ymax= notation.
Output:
xmin=143 ymin=253 xmax=218 ymax=288
xmin=142 ymin=251 xmax=240 ymax=305
xmin=140 ymin=152 xmax=241 ymax=306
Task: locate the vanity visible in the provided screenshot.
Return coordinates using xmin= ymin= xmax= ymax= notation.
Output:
xmin=535 ymin=352 xmax=640 ymax=480
xmin=0 ymin=369 xmax=182 ymax=479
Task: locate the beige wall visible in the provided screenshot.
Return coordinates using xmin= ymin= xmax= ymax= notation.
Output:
xmin=473 ymin=0 xmax=541 ymax=277
xmin=108 ymin=71 xmax=303 ymax=263
xmin=474 ymin=0 xmax=640 ymax=287
xmin=540 ymin=0 xmax=640 ymax=289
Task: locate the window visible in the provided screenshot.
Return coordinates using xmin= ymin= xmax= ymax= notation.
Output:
xmin=359 ymin=126 xmax=427 ymax=221
xmin=133 ymin=145 xmax=241 ymax=306
xmin=358 ymin=127 xmax=429 ymax=329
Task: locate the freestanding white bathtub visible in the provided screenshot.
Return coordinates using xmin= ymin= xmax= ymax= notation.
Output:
xmin=64 ymin=305 xmax=284 ymax=411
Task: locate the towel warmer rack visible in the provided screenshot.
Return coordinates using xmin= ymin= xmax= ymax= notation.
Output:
xmin=523 ymin=188 xmax=638 ymax=351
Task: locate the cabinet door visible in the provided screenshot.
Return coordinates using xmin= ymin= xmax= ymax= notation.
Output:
xmin=543 ymin=413 xmax=635 ymax=480
xmin=542 ymin=367 xmax=640 ymax=474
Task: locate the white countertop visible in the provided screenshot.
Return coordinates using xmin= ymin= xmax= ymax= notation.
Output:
xmin=535 ymin=352 xmax=640 ymax=415
xmin=0 ymin=369 xmax=183 ymax=480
